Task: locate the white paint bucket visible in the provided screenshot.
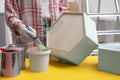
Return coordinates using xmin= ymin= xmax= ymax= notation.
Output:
xmin=27 ymin=47 xmax=51 ymax=72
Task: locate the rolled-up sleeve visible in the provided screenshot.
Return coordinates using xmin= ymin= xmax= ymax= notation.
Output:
xmin=5 ymin=0 xmax=23 ymax=34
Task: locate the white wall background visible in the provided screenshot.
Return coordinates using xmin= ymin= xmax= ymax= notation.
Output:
xmin=0 ymin=0 xmax=5 ymax=13
xmin=0 ymin=0 xmax=13 ymax=47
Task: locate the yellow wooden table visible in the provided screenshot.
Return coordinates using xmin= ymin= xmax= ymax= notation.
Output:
xmin=0 ymin=56 xmax=120 ymax=80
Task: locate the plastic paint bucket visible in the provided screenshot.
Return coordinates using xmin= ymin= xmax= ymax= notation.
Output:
xmin=27 ymin=47 xmax=51 ymax=72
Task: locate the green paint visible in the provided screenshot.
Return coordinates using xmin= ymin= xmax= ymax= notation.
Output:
xmin=34 ymin=38 xmax=48 ymax=52
xmin=36 ymin=44 xmax=48 ymax=51
xmin=49 ymin=20 xmax=63 ymax=35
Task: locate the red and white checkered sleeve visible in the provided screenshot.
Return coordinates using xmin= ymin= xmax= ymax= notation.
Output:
xmin=5 ymin=0 xmax=23 ymax=31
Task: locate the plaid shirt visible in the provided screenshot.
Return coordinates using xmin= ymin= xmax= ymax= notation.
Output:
xmin=5 ymin=0 xmax=68 ymax=48
xmin=49 ymin=0 xmax=68 ymax=24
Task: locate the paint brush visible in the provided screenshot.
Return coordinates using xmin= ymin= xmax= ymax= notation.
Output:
xmin=33 ymin=37 xmax=48 ymax=51
xmin=26 ymin=25 xmax=48 ymax=52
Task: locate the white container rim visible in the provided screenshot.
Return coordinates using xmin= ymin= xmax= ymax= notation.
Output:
xmin=27 ymin=47 xmax=51 ymax=55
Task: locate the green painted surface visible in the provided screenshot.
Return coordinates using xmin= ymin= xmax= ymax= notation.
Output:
xmin=83 ymin=13 xmax=98 ymax=44
xmin=49 ymin=13 xmax=98 ymax=65
xmin=49 ymin=20 xmax=63 ymax=35
xmin=51 ymin=36 xmax=98 ymax=65
xmin=67 ymin=36 xmax=98 ymax=65
xmin=98 ymin=44 xmax=120 ymax=74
